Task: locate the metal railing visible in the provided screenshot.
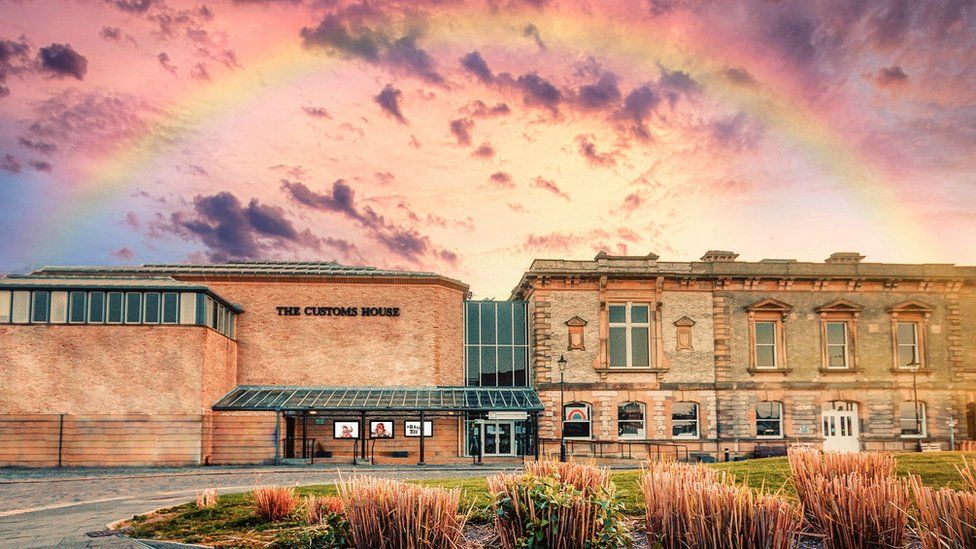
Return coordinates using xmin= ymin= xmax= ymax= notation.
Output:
xmin=538 ymin=438 xmax=690 ymax=462
xmin=281 ymin=437 xmax=317 ymax=463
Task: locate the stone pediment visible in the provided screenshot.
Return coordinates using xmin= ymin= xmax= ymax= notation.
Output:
xmin=815 ymin=298 xmax=863 ymax=313
xmin=745 ymin=298 xmax=793 ymax=313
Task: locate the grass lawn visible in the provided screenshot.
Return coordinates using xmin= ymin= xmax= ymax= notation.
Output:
xmin=125 ymin=452 xmax=976 ymax=548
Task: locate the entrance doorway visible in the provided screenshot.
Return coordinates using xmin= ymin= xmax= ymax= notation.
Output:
xmin=483 ymin=421 xmax=515 ymax=456
xmin=284 ymin=416 xmax=296 ymax=459
xmin=822 ymin=409 xmax=859 ymax=452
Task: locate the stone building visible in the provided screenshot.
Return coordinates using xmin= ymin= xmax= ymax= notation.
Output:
xmin=511 ymin=251 xmax=976 ymax=459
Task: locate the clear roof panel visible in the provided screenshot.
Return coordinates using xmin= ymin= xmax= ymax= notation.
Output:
xmin=212 ymin=385 xmax=544 ymax=412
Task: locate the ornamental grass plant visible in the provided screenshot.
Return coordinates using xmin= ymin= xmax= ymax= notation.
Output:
xmin=957 ymin=454 xmax=976 ymax=492
xmin=487 ymin=460 xmax=631 ymax=549
xmin=304 ymin=495 xmax=345 ymax=526
xmin=910 ymin=474 xmax=976 ymax=549
xmin=640 ymin=460 xmax=799 ymax=549
xmin=252 ymin=485 xmax=299 ymax=522
xmin=194 ymin=488 xmax=218 ymax=510
xmin=788 ymin=448 xmax=910 ymax=548
xmin=337 ymin=475 xmax=467 ymax=549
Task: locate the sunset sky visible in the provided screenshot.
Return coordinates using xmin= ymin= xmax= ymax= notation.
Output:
xmin=1 ymin=0 xmax=974 ymax=297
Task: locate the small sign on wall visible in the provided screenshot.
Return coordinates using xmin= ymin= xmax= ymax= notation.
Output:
xmin=405 ymin=421 xmax=433 ymax=437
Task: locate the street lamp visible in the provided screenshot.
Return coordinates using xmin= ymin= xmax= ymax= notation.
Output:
xmin=908 ymin=359 xmax=922 ymax=451
xmin=558 ymin=354 xmax=568 ymax=462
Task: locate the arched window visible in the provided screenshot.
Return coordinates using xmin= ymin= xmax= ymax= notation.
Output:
xmin=900 ymin=401 xmax=927 ymax=438
xmin=672 ymin=402 xmax=699 ymax=439
xmin=563 ymin=402 xmax=591 ymax=439
xmin=617 ymin=402 xmax=645 ymax=439
xmin=756 ymin=401 xmax=784 ymax=438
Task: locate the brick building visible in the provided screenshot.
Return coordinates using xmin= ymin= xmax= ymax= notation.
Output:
xmin=0 ymin=262 xmax=540 ymax=466
xmin=511 ymin=251 xmax=976 ymax=459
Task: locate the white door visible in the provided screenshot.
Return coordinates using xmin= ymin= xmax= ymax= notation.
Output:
xmin=822 ymin=410 xmax=860 ymax=452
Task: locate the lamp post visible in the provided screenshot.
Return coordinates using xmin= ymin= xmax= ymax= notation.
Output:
xmin=558 ymin=354 xmax=567 ymax=462
xmin=908 ymin=359 xmax=922 ymax=451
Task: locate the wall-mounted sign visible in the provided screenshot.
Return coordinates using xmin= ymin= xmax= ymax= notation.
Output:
xmin=334 ymin=421 xmax=359 ymax=439
xmin=489 ymin=411 xmax=528 ymax=421
xmin=405 ymin=421 xmax=433 ymax=437
xmin=276 ymin=306 xmax=401 ymax=317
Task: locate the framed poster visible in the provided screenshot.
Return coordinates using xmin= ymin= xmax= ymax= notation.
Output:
xmin=404 ymin=421 xmax=433 ymax=437
xmin=334 ymin=421 xmax=360 ymax=439
xmin=369 ymin=420 xmax=394 ymax=439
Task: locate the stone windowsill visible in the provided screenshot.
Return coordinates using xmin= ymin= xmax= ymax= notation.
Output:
xmin=594 ymin=367 xmax=668 ymax=374
xmin=889 ymin=368 xmax=934 ymax=375
xmin=818 ymin=368 xmax=864 ymax=374
xmin=747 ymin=367 xmax=792 ymax=374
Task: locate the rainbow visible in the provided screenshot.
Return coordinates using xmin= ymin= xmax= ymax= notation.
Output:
xmin=35 ymin=2 xmax=939 ymax=261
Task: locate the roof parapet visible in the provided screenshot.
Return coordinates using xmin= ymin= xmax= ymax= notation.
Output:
xmin=700 ymin=250 xmax=739 ymax=262
xmin=825 ymin=252 xmax=866 ymax=264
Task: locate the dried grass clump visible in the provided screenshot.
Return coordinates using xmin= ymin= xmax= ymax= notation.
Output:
xmin=789 ymin=447 xmax=896 ymax=492
xmin=338 ymin=475 xmax=466 ymax=549
xmin=195 ymin=488 xmax=218 ymax=510
xmin=957 ymin=455 xmax=976 ymax=493
xmin=304 ymin=495 xmax=345 ymax=525
xmin=802 ymin=473 xmax=911 ymax=549
xmin=252 ymin=485 xmax=298 ymax=522
xmin=488 ymin=460 xmax=630 ymax=549
xmin=640 ymin=461 xmax=799 ymax=549
xmin=910 ymin=475 xmax=976 ymax=549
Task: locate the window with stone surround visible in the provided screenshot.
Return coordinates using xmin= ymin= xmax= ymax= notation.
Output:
xmin=887 ymin=300 xmax=932 ymax=370
xmin=563 ymin=402 xmax=592 ymax=439
xmin=674 ymin=316 xmax=695 ymax=351
xmin=816 ymin=299 xmax=861 ymax=371
xmin=746 ymin=299 xmax=791 ymax=371
xmin=756 ymin=401 xmax=784 ymax=438
xmin=617 ymin=402 xmax=645 ymax=439
xmin=608 ymin=303 xmax=651 ymax=368
xmin=900 ymin=401 xmax=927 ymax=438
xmin=672 ymin=402 xmax=699 ymax=439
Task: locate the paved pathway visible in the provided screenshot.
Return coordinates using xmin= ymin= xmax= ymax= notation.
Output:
xmin=0 ymin=466 xmax=513 ymax=548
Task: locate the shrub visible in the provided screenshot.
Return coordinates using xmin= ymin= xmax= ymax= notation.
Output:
xmin=252 ymin=485 xmax=299 ymax=522
xmin=337 ymin=475 xmax=466 ymax=549
xmin=194 ymin=488 xmax=218 ymax=510
xmin=801 ymin=473 xmax=911 ymax=549
xmin=639 ymin=461 xmax=799 ymax=549
xmin=305 ymin=495 xmax=345 ymax=525
xmin=488 ymin=460 xmax=631 ymax=549
xmin=910 ymin=475 xmax=976 ymax=549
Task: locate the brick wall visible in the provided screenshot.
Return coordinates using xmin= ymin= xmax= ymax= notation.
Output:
xmin=203 ymin=280 xmax=465 ymax=387
xmin=0 ymin=325 xmax=236 ymax=415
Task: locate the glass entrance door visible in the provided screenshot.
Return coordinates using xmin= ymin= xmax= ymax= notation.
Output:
xmin=483 ymin=421 xmax=515 ymax=456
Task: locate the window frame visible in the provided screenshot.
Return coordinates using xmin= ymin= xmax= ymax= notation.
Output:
xmin=31 ymin=290 xmax=50 ymax=323
xmin=49 ymin=291 xmax=68 ymax=324
xmin=11 ymin=291 xmax=30 ymax=324
xmin=617 ymin=401 xmax=646 ymax=440
xmin=124 ymin=292 xmax=143 ymax=324
xmin=895 ymin=321 xmax=921 ymax=369
xmin=0 ymin=290 xmax=10 ymax=323
xmin=900 ymin=401 xmax=927 ymax=438
xmin=143 ymin=292 xmax=161 ymax=324
xmin=608 ymin=302 xmax=652 ymax=369
xmin=68 ymin=291 xmax=87 ymax=324
xmin=755 ymin=401 xmax=784 ymax=439
xmin=753 ymin=320 xmax=778 ymax=369
xmin=563 ymin=402 xmax=592 ymax=440
xmin=824 ymin=321 xmax=850 ymax=369
xmin=672 ymin=401 xmax=700 ymax=439
xmin=88 ymin=291 xmax=106 ymax=324
xmin=106 ymin=292 xmax=124 ymax=324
